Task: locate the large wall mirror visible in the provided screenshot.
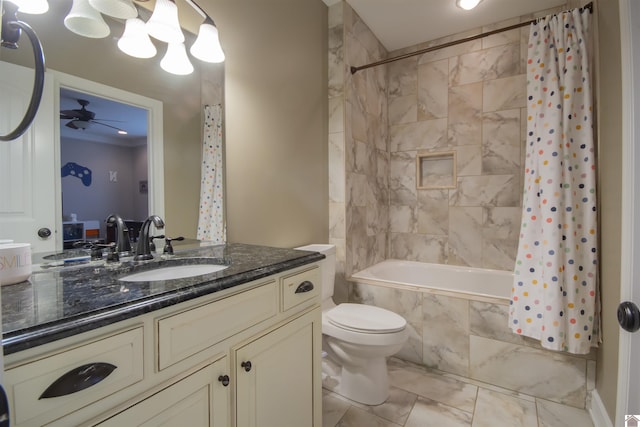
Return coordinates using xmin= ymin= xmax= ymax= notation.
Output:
xmin=0 ymin=0 xmax=225 ymax=252
xmin=56 ymin=74 xmax=164 ymax=249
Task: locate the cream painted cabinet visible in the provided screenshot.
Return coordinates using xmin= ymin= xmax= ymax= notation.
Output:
xmin=3 ymin=263 xmax=321 ymax=427
xmin=235 ymin=308 xmax=321 ymax=427
xmin=96 ymin=357 xmax=229 ymax=427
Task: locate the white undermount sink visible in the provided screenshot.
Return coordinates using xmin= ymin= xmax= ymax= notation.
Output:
xmin=119 ymin=264 xmax=228 ymax=282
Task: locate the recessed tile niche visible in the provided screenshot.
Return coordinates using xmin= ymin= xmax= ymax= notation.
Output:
xmin=416 ymin=151 xmax=457 ymax=189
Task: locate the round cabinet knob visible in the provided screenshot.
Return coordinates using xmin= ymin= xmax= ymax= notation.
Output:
xmin=618 ymin=301 xmax=640 ymax=332
xmin=241 ymin=361 xmax=252 ymax=372
xmin=37 ymin=227 xmax=52 ymax=239
xmin=218 ymin=375 xmax=230 ymax=387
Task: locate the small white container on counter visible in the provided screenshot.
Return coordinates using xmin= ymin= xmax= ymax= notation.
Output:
xmin=0 ymin=243 xmax=32 ymax=286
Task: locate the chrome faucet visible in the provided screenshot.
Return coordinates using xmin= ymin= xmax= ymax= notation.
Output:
xmin=134 ymin=215 xmax=165 ymax=261
xmin=105 ymin=214 xmax=132 ymax=255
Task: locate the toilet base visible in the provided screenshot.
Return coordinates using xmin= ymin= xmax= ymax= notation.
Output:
xmin=338 ymin=357 xmax=390 ymax=406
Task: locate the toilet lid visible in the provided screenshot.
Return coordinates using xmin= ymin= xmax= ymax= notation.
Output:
xmin=326 ymin=303 xmax=406 ymax=334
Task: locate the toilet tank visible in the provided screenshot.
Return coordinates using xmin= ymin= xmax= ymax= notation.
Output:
xmin=294 ymin=244 xmax=336 ymax=301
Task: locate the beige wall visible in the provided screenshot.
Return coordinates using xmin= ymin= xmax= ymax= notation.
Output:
xmin=595 ymin=0 xmax=623 ymax=420
xmin=207 ymin=0 xmax=329 ymax=247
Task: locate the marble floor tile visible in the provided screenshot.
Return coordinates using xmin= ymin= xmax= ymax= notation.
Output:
xmin=472 ymin=388 xmax=537 ymax=427
xmin=322 ymin=357 xmax=595 ymax=427
xmin=388 ymin=358 xmax=478 ymax=412
xmin=335 ymin=406 xmax=402 ymax=427
xmin=329 ymin=387 xmax=418 ymax=426
xmin=537 ymin=399 xmax=595 ymax=427
xmin=405 ymin=396 xmax=473 ymax=427
xmin=323 ymin=390 xmax=351 ymax=427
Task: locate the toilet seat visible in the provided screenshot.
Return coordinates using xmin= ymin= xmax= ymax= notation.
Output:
xmin=326 ymin=303 xmax=406 ymax=334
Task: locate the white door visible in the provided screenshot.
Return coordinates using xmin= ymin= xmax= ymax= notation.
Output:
xmin=617 ymin=0 xmax=640 ymax=423
xmin=0 ymin=60 xmax=57 ymax=252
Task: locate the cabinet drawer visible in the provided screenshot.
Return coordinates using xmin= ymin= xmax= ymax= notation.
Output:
xmin=157 ymin=281 xmax=278 ymax=370
xmin=6 ymin=327 xmax=143 ymax=426
xmin=281 ymin=267 xmax=320 ymax=312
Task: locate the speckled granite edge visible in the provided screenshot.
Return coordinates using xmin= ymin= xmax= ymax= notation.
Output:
xmin=2 ymin=243 xmax=324 ymax=355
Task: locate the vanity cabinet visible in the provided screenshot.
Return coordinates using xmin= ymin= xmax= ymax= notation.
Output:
xmin=96 ymin=357 xmax=230 ymax=427
xmin=3 ymin=263 xmax=322 ymax=427
xmin=235 ymin=309 xmax=319 ymax=427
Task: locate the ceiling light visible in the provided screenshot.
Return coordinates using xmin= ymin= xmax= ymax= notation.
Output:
xmin=64 ymin=0 xmax=110 ymax=39
xmin=88 ymin=0 xmax=137 ymax=20
xmin=190 ymin=17 xmax=225 ymax=63
xmin=146 ymin=0 xmax=185 ymax=44
xmin=161 ymin=43 xmax=194 ymax=75
xmin=118 ymin=18 xmax=157 ymax=58
xmin=456 ymin=0 xmax=482 ymax=10
xmin=9 ymin=0 xmax=49 ymax=14
xmin=117 ymin=129 xmax=128 ymax=135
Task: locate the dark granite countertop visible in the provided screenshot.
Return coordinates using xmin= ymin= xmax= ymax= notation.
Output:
xmin=1 ymin=242 xmax=324 ymax=355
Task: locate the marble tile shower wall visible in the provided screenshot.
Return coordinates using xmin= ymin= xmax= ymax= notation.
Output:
xmin=329 ymin=2 xmax=390 ymax=291
xmin=386 ymin=20 xmax=532 ymax=270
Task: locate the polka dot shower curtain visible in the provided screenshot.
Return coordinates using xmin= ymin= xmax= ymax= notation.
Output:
xmin=197 ymin=104 xmax=226 ymax=243
xmin=509 ymin=7 xmax=598 ymax=354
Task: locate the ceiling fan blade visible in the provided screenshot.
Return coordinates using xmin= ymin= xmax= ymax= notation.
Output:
xmin=60 ymin=110 xmax=85 ymax=119
xmin=91 ymin=120 xmax=125 ymax=132
xmin=66 ymin=121 xmax=79 ymax=129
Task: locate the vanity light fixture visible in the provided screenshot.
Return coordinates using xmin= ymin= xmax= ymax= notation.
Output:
xmin=190 ymin=17 xmax=225 ymax=63
xmin=64 ymin=0 xmax=110 ymax=39
xmin=456 ymin=0 xmax=483 ymax=10
xmin=60 ymin=0 xmax=225 ymax=75
xmin=9 ymin=0 xmax=49 ymax=14
xmin=117 ymin=17 xmax=157 ymax=58
xmin=160 ymin=42 xmax=194 ymax=75
xmin=88 ymin=0 xmax=137 ymax=20
xmin=145 ymin=0 xmax=185 ymax=44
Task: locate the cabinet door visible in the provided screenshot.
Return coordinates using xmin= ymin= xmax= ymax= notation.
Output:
xmin=96 ymin=357 xmax=229 ymax=427
xmin=235 ymin=309 xmax=321 ymax=427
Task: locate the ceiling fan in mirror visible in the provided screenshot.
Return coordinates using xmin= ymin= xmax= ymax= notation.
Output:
xmin=60 ymin=99 xmax=128 ymax=134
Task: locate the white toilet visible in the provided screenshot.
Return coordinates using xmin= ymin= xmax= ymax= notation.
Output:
xmin=295 ymin=244 xmax=408 ymax=406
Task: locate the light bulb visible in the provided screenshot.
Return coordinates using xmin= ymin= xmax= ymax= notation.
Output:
xmin=10 ymin=0 xmax=49 ymax=14
xmin=118 ymin=18 xmax=157 ymax=59
xmin=190 ymin=19 xmax=225 ymax=63
xmin=146 ymin=0 xmax=184 ymax=44
xmin=64 ymin=0 xmax=110 ymax=39
xmin=160 ymin=43 xmax=194 ymax=75
xmin=456 ymin=0 xmax=482 ymax=10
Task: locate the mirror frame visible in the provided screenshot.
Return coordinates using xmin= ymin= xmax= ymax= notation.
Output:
xmin=51 ymin=70 xmax=165 ymax=250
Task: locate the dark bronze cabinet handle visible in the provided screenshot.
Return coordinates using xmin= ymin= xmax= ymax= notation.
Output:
xmin=241 ymin=361 xmax=252 ymax=372
xmin=39 ymin=363 xmax=117 ymax=399
xmin=218 ymin=375 xmax=230 ymax=387
xmin=295 ymin=280 xmax=314 ymax=294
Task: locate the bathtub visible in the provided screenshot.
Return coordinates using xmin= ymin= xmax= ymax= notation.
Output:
xmin=350 ymin=259 xmax=512 ymax=303
xmin=347 ymin=260 xmax=591 ymax=409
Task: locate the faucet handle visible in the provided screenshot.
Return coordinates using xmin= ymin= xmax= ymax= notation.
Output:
xmin=149 ymin=234 xmax=165 ymax=252
xmin=163 ymin=236 xmax=184 ymax=254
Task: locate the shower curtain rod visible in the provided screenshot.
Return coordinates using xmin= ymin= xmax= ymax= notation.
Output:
xmin=350 ymin=2 xmax=593 ymax=74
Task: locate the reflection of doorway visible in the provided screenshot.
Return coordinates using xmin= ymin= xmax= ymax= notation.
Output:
xmin=60 ymin=88 xmax=148 ymax=246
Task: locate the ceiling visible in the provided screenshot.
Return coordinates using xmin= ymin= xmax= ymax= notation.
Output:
xmin=331 ymin=0 xmax=567 ymax=52
xmin=60 ymin=88 xmax=148 ymax=145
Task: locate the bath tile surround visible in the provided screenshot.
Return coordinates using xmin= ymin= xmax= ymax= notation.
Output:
xmin=329 ymin=2 xmax=568 ymax=278
xmin=351 ymin=281 xmax=596 ymax=409
xmin=323 ymin=358 xmax=594 ymax=427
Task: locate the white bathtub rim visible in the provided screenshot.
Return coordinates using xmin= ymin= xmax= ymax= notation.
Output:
xmin=349 ymin=259 xmax=512 ymax=305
